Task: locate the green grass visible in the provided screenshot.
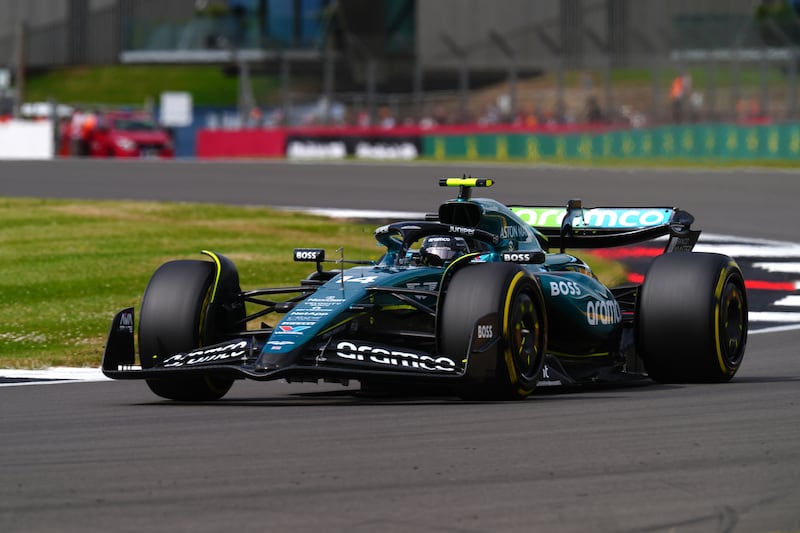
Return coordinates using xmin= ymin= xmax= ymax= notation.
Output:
xmin=601 ymin=66 xmax=788 ymax=87
xmin=25 ymin=64 xmax=786 ymax=110
xmin=0 ymin=198 xmax=378 ymax=368
xmin=25 ymin=65 xmax=278 ymax=107
xmin=0 ymin=197 xmax=625 ymax=369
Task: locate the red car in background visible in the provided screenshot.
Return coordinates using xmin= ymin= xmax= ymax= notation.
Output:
xmin=58 ymin=110 xmax=175 ymax=157
xmin=87 ymin=111 xmax=174 ymax=158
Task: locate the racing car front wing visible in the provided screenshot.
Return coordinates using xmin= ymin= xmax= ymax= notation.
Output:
xmin=102 ymin=307 xmax=476 ymax=385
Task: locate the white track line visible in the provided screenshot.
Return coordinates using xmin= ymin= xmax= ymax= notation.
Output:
xmin=749 ymin=324 xmax=800 ymax=335
xmin=753 ymin=263 xmax=800 ymax=274
xmin=749 ymin=312 xmax=800 ymax=322
xmin=773 ymin=295 xmax=800 ymax=306
xmin=0 ymin=367 xmax=108 ymax=386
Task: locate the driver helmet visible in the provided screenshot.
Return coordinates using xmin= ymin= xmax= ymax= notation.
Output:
xmin=419 ymin=235 xmax=469 ymax=266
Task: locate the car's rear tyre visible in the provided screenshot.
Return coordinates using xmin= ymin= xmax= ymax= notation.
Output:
xmin=637 ymin=252 xmax=748 ymax=383
xmin=441 ymin=263 xmax=547 ymax=400
xmin=138 ymin=260 xmax=235 ymax=401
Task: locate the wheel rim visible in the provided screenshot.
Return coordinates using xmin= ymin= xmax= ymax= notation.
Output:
xmin=509 ymin=292 xmax=542 ymax=381
xmin=720 ymin=279 xmax=747 ymax=366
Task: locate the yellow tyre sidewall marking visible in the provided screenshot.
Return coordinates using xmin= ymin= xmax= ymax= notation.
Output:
xmin=503 ymin=271 xmax=528 ymax=390
xmin=713 ymin=262 xmax=736 ymax=375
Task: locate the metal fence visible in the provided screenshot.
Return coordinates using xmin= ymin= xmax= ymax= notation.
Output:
xmin=218 ymin=53 xmax=800 ymax=131
xmin=3 ymin=0 xmax=800 ymax=128
xmin=210 ymin=1 xmax=800 ymax=129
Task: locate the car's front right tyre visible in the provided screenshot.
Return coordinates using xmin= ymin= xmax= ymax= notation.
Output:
xmin=138 ymin=260 xmax=235 ymax=401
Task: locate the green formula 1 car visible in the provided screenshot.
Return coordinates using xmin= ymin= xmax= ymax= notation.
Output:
xmin=102 ymin=178 xmax=748 ymax=401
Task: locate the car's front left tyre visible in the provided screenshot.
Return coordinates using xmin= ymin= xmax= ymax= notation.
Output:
xmin=440 ymin=262 xmax=547 ymax=400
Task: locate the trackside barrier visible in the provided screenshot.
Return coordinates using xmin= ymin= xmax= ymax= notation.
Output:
xmin=194 ymin=123 xmax=800 ymax=162
xmin=0 ymin=120 xmax=54 ymax=159
xmin=422 ymin=124 xmax=800 ymax=162
xmin=195 ymin=126 xmax=424 ymax=160
xmin=196 ymin=129 xmax=286 ymax=158
xmin=193 ymin=124 xmax=605 ymax=159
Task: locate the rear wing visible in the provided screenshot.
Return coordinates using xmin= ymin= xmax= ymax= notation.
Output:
xmin=509 ymin=201 xmax=700 ymax=252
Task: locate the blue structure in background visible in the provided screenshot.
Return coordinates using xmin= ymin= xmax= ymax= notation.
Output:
xmin=157 ymin=106 xmax=244 ymax=158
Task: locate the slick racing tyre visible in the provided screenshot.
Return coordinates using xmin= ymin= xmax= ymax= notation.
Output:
xmin=138 ymin=260 xmax=235 ymax=401
xmin=441 ymin=263 xmax=547 ymax=400
xmin=637 ymin=252 xmax=748 ymax=383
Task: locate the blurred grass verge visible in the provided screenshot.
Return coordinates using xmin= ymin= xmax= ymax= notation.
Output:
xmin=0 ymin=198 xmax=376 ymax=368
xmin=0 ymin=197 xmax=625 ymax=369
xmin=24 ymin=64 xmax=278 ymax=107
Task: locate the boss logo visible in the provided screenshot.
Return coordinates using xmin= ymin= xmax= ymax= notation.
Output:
xmin=550 ymin=280 xmax=582 ymax=296
xmin=477 ymin=324 xmax=494 ymax=339
xmin=502 ymin=252 xmax=532 ymax=263
xmin=294 ymin=248 xmax=324 ymax=261
xmin=501 ymin=251 xmax=544 ymax=263
xmin=502 ymin=252 xmax=531 ymax=262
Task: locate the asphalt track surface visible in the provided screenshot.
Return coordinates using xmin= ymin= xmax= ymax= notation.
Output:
xmin=2 ymin=160 xmax=800 ymax=532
